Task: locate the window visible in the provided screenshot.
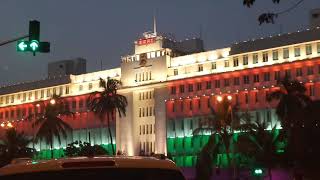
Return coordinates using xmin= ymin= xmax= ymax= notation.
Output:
xmin=206 ymin=81 xmax=211 ymax=89
xmin=253 ymin=53 xmax=258 ymax=64
xmin=272 ymin=50 xmax=279 ymax=60
xmin=215 ymin=80 xmax=220 ymax=88
xmin=285 ymin=69 xmax=291 ymax=78
xmin=180 ymin=101 xmax=184 ymax=112
xmin=171 ymin=87 xmax=176 ymax=94
xmin=306 ymin=44 xmax=312 ymax=55
xmin=188 ymin=84 xmax=193 ymax=92
xmin=79 ymin=100 xmax=84 ymax=109
xmin=224 ymin=60 xmax=229 ymax=67
xmin=59 ymin=86 xmax=63 ymax=95
xmin=307 ymin=66 xmax=314 ymax=75
xmin=224 ymin=79 xmax=230 ymax=87
xmin=207 ymin=98 xmax=211 ymax=108
xmin=79 ymin=85 xmax=83 ymax=91
xmin=28 ymin=92 xmax=32 ymax=100
xmin=243 ymin=55 xmax=248 ymax=65
xmin=72 ymin=100 xmax=77 ymax=109
xmin=189 ymin=100 xmax=193 ymax=111
xmin=243 ymin=75 xmax=250 ymax=84
xmin=310 ymin=85 xmax=315 ymax=96
xmin=53 ymin=88 xmax=57 ymax=95
xmin=264 ymin=72 xmax=270 ymax=81
xmin=253 ymin=74 xmax=259 ymax=83
xmin=88 ymin=83 xmax=93 ymax=90
xmin=255 ymin=91 xmax=258 ymax=103
xmin=65 ymin=86 xmax=70 ymax=94
xmin=233 ymin=57 xmax=239 ymax=67
xmin=234 ymin=77 xmax=240 ymax=86
xmin=198 ymin=64 xmax=203 ymax=72
xmin=179 ymin=85 xmax=185 ymax=93
xmin=196 ymin=82 xmax=202 ymax=91
xmin=198 ymin=99 xmax=201 ymax=109
xmin=139 ymin=108 xmax=141 ymax=117
xmin=173 ymin=69 xmax=178 ymax=76
xmin=245 ymin=93 xmax=249 ymax=104
xmin=275 ymin=71 xmax=281 ymax=81
xmin=211 ymin=62 xmax=217 ymax=70
xmin=296 ymin=68 xmax=303 ymax=77
xmin=317 ymin=43 xmax=320 ymax=54
xmin=283 ymin=48 xmax=289 ymax=59
xmin=11 ymin=95 xmax=14 ymax=103
xmin=262 ymin=52 xmax=268 ymax=62
xmin=294 ymin=46 xmax=300 ymax=57
xmin=34 ymin=91 xmax=38 ymax=100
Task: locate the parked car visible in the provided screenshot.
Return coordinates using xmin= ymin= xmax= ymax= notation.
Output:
xmin=0 ymin=156 xmax=185 ymax=180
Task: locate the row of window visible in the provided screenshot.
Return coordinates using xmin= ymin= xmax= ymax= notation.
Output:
xmin=171 ymin=66 xmax=320 ymax=94
xmin=170 ymin=110 xmax=272 ymax=132
xmin=0 ymin=85 xmax=70 ymax=106
xmin=0 ymin=98 xmax=90 ymax=120
xmin=122 ymin=49 xmax=167 ymax=63
xmin=172 ymin=42 xmax=320 ymax=76
xmin=139 ymin=124 xmax=155 ymax=135
xmin=170 ymin=86 xmax=315 ymax=113
xmin=135 ymin=72 xmax=152 ymax=82
xmin=139 ymin=107 xmax=154 ymax=117
xmin=138 ymin=91 xmax=154 ymax=101
xmin=140 ymin=141 xmax=155 ymax=154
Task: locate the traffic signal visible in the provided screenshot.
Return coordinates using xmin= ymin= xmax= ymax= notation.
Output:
xmin=16 ymin=20 xmax=50 ymax=54
xmin=29 ymin=20 xmax=40 ymax=42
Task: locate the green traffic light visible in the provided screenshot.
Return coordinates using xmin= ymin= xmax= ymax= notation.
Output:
xmin=30 ymin=40 xmax=39 ymax=51
xmin=254 ymin=169 xmax=263 ymax=174
xmin=18 ymin=41 xmax=28 ymax=51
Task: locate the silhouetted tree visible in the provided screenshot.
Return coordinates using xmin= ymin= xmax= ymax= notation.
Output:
xmin=88 ymin=78 xmax=128 ymax=155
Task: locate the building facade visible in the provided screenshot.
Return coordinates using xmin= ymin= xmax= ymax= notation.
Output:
xmin=1 ymin=26 xmax=320 ymax=165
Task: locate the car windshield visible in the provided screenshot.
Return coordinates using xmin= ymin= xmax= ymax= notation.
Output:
xmin=1 ymin=168 xmax=185 ymax=180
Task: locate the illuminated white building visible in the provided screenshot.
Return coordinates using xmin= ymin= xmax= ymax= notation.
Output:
xmin=1 ymin=19 xmax=320 ymax=166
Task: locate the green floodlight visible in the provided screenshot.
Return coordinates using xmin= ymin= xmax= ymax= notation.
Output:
xmin=253 ymin=168 xmax=264 ymax=176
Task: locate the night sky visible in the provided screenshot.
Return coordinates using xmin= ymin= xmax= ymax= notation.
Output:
xmin=0 ymin=0 xmax=319 ymax=86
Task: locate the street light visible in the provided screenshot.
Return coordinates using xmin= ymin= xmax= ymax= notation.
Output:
xmin=227 ymin=95 xmax=232 ymax=101
xmin=0 ymin=123 xmax=4 ymax=128
xmin=7 ymin=122 xmax=13 ymax=128
xmin=36 ymin=103 xmax=40 ymax=107
xmin=50 ymin=99 xmax=56 ymax=105
xmin=216 ymin=95 xmax=223 ymax=102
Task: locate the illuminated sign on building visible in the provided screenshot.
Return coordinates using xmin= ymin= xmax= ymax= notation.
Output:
xmin=137 ymin=38 xmax=155 ymax=46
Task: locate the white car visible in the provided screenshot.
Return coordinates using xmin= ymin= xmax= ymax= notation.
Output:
xmin=0 ymin=156 xmax=185 ymax=180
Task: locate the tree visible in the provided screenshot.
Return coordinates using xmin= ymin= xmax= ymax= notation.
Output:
xmin=242 ymin=0 xmax=305 ymax=25
xmin=237 ymin=120 xmax=283 ymax=180
xmin=193 ymin=96 xmax=241 ymax=179
xmin=88 ymin=78 xmax=128 ymax=155
xmin=0 ymin=128 xmax=35 ymax=167
xmin=30 ymin=95 xmax=73 ymax=159
xmin=64 ymin=141 xmax=108 ymax=157
xmin=267 ymin=78 xmax=311 ymax=167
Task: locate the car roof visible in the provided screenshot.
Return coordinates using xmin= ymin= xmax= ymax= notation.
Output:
xmin=0 ymin=156 xmax=180 ymax=176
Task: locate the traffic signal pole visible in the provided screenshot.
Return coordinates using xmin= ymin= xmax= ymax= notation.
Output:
xmin=0 ymin=34 xmax=29 ymax=47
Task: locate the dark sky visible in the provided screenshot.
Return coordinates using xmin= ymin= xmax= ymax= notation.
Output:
xmin=0 ymin=0 xmax=319 ymax=86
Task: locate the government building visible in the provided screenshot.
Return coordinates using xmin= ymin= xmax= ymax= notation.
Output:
xmin=1 ymin=11 xmax=320 ymax=166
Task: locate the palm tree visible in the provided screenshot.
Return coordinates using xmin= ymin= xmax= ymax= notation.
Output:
xmin=88 ymin=78 xmax=128 ymax=155
xmin=267 ymin=78 xmax=312 ymax=173
xmin=0 ymin=128 xmax=35 ymax=166
xmin=237 ymin=120 xmax=282 ymax=180
xmin=29 ymin=95 xmax=73 ymax=159
xmin=193 ymin=96 xmax=241 ymax=179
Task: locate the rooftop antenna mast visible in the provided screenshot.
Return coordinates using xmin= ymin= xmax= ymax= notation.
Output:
xmin=153 ymin=12 xmax=157 ymax=36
